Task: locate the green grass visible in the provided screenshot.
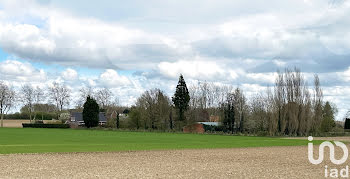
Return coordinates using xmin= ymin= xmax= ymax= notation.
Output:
xmin=0 ymin=128 xmax=321 ymax=154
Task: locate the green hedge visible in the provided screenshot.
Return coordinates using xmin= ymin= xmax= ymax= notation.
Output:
xmin=22 ymin=123 xmax=70 ymax=128
xmin=202 ymin=124 xmax=227 ymax=132
xmin=6 ymin=112 xmax=56 ymax=120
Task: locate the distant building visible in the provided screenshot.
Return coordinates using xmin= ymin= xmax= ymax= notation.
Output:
xmin=67 ymin=112 xmax=107 ymax=126
xmin=183 ymin=123 xmax=205 ymax=133
xmin=197 ymin=122 xmax=221 ymax=126
xmin=183 ymin=122 xmax=222 ymax=133
xmin=209 ymin=115 xmax=220 ymax=122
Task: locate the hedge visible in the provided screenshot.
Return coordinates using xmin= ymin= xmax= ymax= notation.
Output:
xmin=202 ymin=124 xmax=227 ymax=132
xmin=22 ymin=123 xmax=70 ymax=128
xmin=5 ymin=112 xmax=57 ymax=120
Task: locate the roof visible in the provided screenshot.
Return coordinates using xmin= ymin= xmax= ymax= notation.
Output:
xmin=71 ymin=112 xmax=107 ymax=122
xmin=197 ymin=122 xmax=221 ymax=126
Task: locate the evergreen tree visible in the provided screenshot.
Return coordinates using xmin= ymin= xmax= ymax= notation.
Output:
xmin=320 ymin=101 xmax=335 ymax=132
xmin=116 ymin=112 xmax=120 ymax=129
xmin=83 ymin=96 xmax=99 ymax=128
xmin=345 ymin=118 xmax=350 ymax=130
xmin=172 ymin=74 xmax=190 ymax=121
xmin=223 ymin=94 xmax=235 ymax=134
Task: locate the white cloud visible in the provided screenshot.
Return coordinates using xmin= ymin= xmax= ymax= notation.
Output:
xmin=0 ymin=60 xmax=46 ymax=82
xmin=337 ymin=67 xmax=350 ymax=82
xmin=99 ymin=69 xmax=131 ymax=87
xmin=61 ymin=68 xmax=78 ymax=81
xmin=246 ymin=72 xmax=278 ymax=84
xmin=0 ymin=2 xmax=185 ymax=70
xmin=158 ymin=60 xmax=228 ymax=80
xmin=0 ymin=0 xmax=350 ymax=120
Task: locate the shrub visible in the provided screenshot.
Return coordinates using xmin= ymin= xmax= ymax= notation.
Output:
xmin=45 ymin=120 xmax=63 ymax=124
xmin=22 ymin=123 xmax=70 ymax=128
xmin=202 ymin=124 xmax=227 ymax=132
xmin=106 ymin=118 xmax=116 ymax=128
xmin=58 ymin=113 xmax=70 ymax=123
xmin=36 ymin=112 xmax=56 ymax=120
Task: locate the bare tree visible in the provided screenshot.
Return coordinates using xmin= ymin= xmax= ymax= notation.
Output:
xmin=133 ymin=89 xmax=171 ymax=130
xmin=96 ymin=87 xmax=113 ymax=109
xmin=49 ymin=82 xmax=70 ymax=113
xmin=313 ymin=74 xmax=323 ymax=132
xmin=223 ymin=92 xmax=236 ymax=134
xmin=34 ymin=87 xmax=45 ymax=104
xmin=20 ymin=84 xmax=36 ymax=122
xmin=233 ymin=87 xmax=247 ymax=133
xmin=33 ymin=86 xmax=45 ymax=120
xmin=274 ymin=70 xmax=286 ymax=134
xmin=0 ymin=82 xmax=16 ymax=127
xmin=250 ymin=93 xmax=269 ymax=132
xmin=77 ymin=86 xmax=94 ymax=108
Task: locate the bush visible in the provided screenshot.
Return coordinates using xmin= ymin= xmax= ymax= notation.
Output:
xmin=5 ymin=112 xmax=56 ymax=120
xmin=58 ymin=113 xmax=70 ymax=123
xmin=202 ymin=124 xmax=227 ymax=133
xmin=22 ymin=123 xmax=70 ymax=128
xmin=5 ymin=112 xmax=29 ymax=119
xmin=34 ymin=112 xmax=56 ymax=120
xmin=106 ymin=118 xmax=116 ymax=128
xmin=256 ymin=131 xmax=269 ymax=136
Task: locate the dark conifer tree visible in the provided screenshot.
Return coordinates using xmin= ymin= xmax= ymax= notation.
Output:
xmin=172 ymin=74 xmax=190 ymax=121
xmin=116 ymin=112 xmax=120 ymax=129
xmin=83 ymin=96 xmax=99 ymax=128
xmin=223 ymin=94 xmax=235 ymax=134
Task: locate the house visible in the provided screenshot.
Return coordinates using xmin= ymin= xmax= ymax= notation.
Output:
xmin=67 ymin=112 xmax=107 ymax=126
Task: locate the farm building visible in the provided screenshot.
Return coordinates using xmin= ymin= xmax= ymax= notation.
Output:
xmin=67 ymin=112 xmax=107 ymax=126
xmin=183 ymin=122 xmax=222 ymax=133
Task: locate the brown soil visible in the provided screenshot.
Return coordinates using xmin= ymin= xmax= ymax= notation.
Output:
xmin=1 ymin=120 xmax=30 ymax=128
xmin=1 ymin=120 xmax=53 ymax=128
xmin=0 ymin=146 xmax=344 ymax=178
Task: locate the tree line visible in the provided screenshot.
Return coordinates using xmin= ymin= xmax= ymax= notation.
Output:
xmin=128 ymin=68 xmax=338 ymax=136
xmin=0 ymin=82 xmax=120 ymax=126
xmin=0 ymin=68 xmax=338 ymax=136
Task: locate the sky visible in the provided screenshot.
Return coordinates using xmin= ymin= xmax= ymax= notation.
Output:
xmin=0 ymin=0 xmax=350 ymax=120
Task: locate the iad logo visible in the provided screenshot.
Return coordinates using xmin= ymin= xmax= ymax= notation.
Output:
xmin=308 ymin=136 xmax=349 ymax=178
xmin=308 ymin=136 xmax=348 ymax=165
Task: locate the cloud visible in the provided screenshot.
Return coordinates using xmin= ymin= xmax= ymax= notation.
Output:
xmin=61 ymin=68 xmax=78 ymax=81
xmin=0 ymin=0 xmax=350 ymax=119
xmin=0 ymin=60 xmax=46 ymax=82
xmin=338 ymin=67 xmax=350 ymax=82
xmin=1 ymin=0 xmax=350 ymax=73
xmin=158 ymin=60 xmax=231 ymax=80
xmin=0 ymin=2 xmax=186 ymax=70
xmin=246 ymin=72 xmax=278 ymax=84
xmin=99 ymin=69 xmax=131 ymax=87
